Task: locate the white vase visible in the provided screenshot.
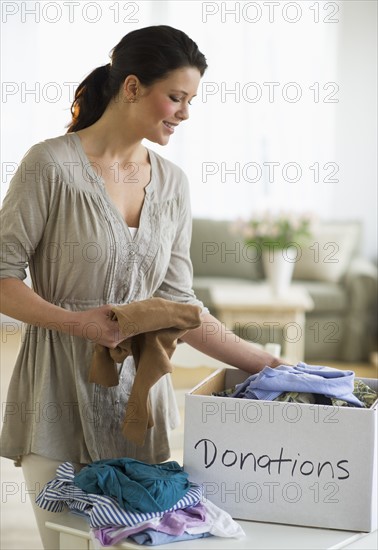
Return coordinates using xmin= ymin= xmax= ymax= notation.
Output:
xmin=262 ymin=246 xmax=297 ymax=297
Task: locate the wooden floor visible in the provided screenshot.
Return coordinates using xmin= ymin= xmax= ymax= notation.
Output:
xmin=1 ymin=329 xmax=377 ymax=550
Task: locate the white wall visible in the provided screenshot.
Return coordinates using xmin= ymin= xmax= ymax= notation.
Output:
xmin=333 ymin=0 xmax=377 ymax=262
xmin=1 ymin=1 xmax=376 ymax=262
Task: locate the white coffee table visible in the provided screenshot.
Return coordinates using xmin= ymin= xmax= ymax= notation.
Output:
xmin=210 ymin=282 xmax=314 ymax=363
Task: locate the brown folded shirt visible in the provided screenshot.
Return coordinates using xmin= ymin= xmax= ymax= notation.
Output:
xmin=89 ymin=297 xmax=202 ymax=446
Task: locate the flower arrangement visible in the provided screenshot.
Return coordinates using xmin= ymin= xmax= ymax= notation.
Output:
xmin=232 ymin=210 xmax=316 ymax=250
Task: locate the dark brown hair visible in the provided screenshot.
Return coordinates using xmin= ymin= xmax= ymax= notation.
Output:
xmin=67 ymin=25 xmax=208 ymax=133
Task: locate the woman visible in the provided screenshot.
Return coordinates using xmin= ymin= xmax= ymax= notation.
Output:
xmin=0 ymin=25 xmax=284 ymax=549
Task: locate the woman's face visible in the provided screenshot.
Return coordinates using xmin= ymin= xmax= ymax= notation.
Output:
xmin=129 ymin=67 xmax=201 ymax=145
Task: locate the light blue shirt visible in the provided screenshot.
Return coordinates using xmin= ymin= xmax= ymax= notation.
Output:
xmin=232 ymin=362 xmax=364 ymax=406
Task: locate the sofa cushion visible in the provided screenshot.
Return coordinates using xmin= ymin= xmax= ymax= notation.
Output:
xmin=191 ymin=218 xmax=264 ymax=280
xmin=293 ymin=222 xmax=361 ymax=283
xmin=293 ymin=281 xmax=348 ymax=312
xmin=303 ymin=314 xmax=345 ymax=361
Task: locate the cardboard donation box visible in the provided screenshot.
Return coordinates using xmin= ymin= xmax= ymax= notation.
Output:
xmin=183 ymin=368 xmax=378 ymax=532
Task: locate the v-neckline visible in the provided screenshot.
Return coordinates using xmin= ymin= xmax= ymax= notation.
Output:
xmin=70 ymin=132 xmax=156 ymax=240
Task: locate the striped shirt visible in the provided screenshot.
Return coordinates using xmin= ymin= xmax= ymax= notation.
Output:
xmin=36 ymin=462 xmax=203 ymax=529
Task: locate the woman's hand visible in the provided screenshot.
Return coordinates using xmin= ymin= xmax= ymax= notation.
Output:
xmin=73 ymin=305 xmax=124 ymax=349
xmin=0 ymin=279 xmax=125 ymax=349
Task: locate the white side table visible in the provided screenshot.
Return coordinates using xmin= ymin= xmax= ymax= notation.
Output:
xmin=45 ymin=513 xmax=377 ymax=549
xmin=210 ymin=282 xmax=314 ymax=363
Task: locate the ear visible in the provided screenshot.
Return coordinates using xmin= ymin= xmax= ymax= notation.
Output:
xmin=122 ymin=75 xmax=141 ymax=101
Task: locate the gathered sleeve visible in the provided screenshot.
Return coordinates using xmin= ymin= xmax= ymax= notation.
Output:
xmin=0 ymin=142 xmax=58 ymax=281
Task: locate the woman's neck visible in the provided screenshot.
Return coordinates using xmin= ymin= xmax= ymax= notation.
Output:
xmin=75 ymin=108 xmax=148 ymax=165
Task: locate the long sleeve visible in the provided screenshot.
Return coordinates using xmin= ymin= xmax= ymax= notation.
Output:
xmin=0 ymin=142 xmax=58 ymax=281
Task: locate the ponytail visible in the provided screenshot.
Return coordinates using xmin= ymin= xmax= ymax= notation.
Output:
xmin=66 ymin=25 xmax=207 ymax=133
xmin=67 ymin=64 xmax=111 ymax=133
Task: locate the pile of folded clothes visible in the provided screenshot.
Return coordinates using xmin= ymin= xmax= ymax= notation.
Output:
xmin=212 ymin=362 xmax=378 ymax=407
xmin=36 ymin=458 xmax=245 ymax=546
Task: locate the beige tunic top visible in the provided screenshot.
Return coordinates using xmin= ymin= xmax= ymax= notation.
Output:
xmin=0 ymin=133 xmax=206 ymax=465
